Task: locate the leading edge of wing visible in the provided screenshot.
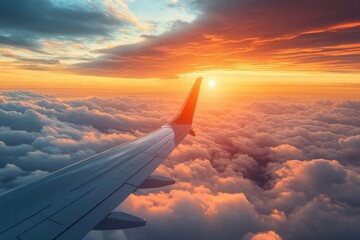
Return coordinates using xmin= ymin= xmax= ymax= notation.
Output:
xmin=170 ymin=77 xmax=202 ymax=125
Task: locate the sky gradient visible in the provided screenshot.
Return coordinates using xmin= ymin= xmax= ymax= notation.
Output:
xmin=1 ymin=1 xmax=360 ymax=240
xmin=1 ymin=0 xmax=360 ymax=91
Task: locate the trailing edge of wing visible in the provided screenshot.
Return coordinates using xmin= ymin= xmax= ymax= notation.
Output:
xmin=171 ymin=77 xmax=202 ymax=125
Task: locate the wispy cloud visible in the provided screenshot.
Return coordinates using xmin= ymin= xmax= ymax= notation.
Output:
xmin=0 ymin=0 xmax=135 ymax=49
xmin=72 ymin=0 xmax=360 ymax=78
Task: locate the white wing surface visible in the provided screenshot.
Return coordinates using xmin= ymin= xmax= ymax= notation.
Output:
xmin=0 ymin=78 xmax=202 ymax=240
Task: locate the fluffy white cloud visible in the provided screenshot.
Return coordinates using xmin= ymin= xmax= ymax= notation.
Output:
xmin=1 ymin=91 xmax=360 ymax=240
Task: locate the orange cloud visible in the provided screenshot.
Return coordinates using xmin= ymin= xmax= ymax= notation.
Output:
xmin=72 ymin=0 xmax=360 ymax=78
xmin=250 ymin=231 xmax=283 ymax=240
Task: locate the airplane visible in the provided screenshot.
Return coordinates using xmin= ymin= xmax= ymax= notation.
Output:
xmin=0 ymin=77 xmax=202 ymax=240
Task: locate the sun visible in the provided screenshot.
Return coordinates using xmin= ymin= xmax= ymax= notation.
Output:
xmin=208 ymin=80 xmax=216 ymax=88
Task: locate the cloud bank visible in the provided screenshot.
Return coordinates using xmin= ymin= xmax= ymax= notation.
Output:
xmin=74 ymin=0 xmax=360 ymax=77
xmin=1 ymin=0 xmax=359 ymax=77
xmin=0 ymin=0 xmax=136 ymax=51
xmin=0 ymin=92 xmax=360 ymax=240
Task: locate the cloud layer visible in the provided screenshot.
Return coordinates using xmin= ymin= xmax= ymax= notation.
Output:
xmin=74 ymin=0 xmax=360 ymax=77
xmin=0 ymin=0 xmax=136 ymax=51
xmin=0 ymin=91 xmax=360 ymax=240
xmin=1 ymin=0 xmax=359 ymax=78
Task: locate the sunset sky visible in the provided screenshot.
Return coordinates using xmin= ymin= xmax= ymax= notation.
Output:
xmin=1 ymin=0 xmax=360 ymax=95
xmin=1 ymin=1 xmax=360 ymax=240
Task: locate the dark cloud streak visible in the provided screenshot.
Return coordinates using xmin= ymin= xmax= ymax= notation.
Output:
xmin=0 ymin=0 xmax=130 ymax=50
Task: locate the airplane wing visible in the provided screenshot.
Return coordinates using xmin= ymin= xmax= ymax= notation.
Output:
xmin=0 ymin=77 xmax=202 ymax=240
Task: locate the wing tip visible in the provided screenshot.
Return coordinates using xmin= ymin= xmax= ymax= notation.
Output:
xmin=170 ymin=77 xmax=202 ymax=125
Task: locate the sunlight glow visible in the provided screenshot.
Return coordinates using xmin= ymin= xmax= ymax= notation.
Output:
xmin=208 ymin=80 xmax=216 ymax=88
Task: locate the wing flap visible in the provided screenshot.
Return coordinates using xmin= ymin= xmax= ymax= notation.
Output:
xmin=54 ymin=184 xmax=136 ymax=240
xmin=126 ymin=156 xmax=165 ymax=186
xmin=49 ymin=187 xmax=106 ymax=225
xmin=18 ymin=220 xmax=63 ymax=240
